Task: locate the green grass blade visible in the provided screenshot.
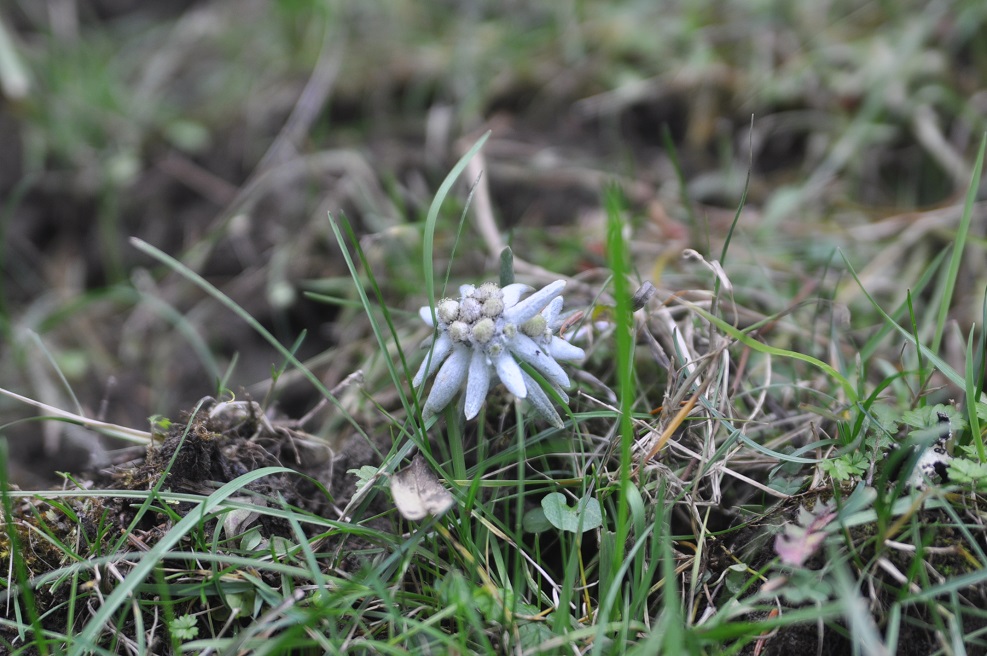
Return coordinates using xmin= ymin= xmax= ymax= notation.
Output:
xmin=684 ymin=302 xmax=858 ymax=404
xmin=129 ymin=238 xmax=367 ymax=438
xmin=327 ymin=212 xmax=425 ymax=434
xmin=856 ymin=248 xmax=949 ymax=364
xmin=422 ymin=131 xmax=491 ymax=316
xmin=841 ymin=253 xmax=966 ymax=391
xmin=0 ymin=441 xmax=49 ymax=655
xmin=965 ymin=328 xmax=986 ymax=460
xmin=718 ymin=115 xmax=753 ymax=268
xmin=69 ymin=466 xmax=299 ymax=656
xmin=932 ymin=131 xmax=986 ymax=353
xmin=603 ymin=184 xmax=636 ymax=622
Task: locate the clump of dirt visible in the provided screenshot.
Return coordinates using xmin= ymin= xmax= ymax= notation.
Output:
xmin=101 ymin=399 xmax=367 ymax=525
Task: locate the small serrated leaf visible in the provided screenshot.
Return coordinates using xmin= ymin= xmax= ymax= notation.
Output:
xmin=947 ymin=459 xmax=987 ymax=487
xmin=869 ymin=404 xmax=900 ymax=434
xmin=349 ymin=465 xmax=380 ymax=491
xmin=168 ymin=614 xmax=199 ymax=640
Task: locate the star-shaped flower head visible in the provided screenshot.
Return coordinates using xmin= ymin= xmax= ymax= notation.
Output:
xmin=413 ymin=280 xmax=585 ymax=427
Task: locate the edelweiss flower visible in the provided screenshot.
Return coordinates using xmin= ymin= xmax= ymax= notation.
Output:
xmin=413 ymin=280 xmax=585 ymax=427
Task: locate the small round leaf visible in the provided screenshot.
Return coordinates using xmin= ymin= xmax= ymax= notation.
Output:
xmin=541 ymin=493 xmax=603 ymax=533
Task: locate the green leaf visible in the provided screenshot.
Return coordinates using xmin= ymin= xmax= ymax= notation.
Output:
xmin=348 ymin=465 xmax=379 ymax=491
xmin=957 ymin=443 xmax=986 ymax=459
xmin=541 ymin=493 xmax=603 ymax=533
xmin=780 ymin=569 xmax=834 ymax=605
xmin=148 ymin=414 xmax=172 ymax=432
xmin=820 ymin=452 xmax=868 ymax=481
xmin=239 ymin=526 xmax=264 ymax=552
xmin=499 ymin=246 xmax=515 ymax=286
xmin=768 ymin=474 xmax=806 ymax=496
xmin=864 ymin=404 xmax=899 ymax=450
xmin=724 ymin=563 xmax=751 ymax=595
xmin=168 ymin=614 xmax=199 ymax=640
xmin=947 ymin=459 xmax=987 ymax=487
xmin=522 ymin=507 xmax=554 ymax=533
xmin=224 ymin=589 xmax=257 ymax=619
xmin=474 ymin=586 xmax=515 ymax=623
xmin=901 ymin=404 xmax=965 ymax=444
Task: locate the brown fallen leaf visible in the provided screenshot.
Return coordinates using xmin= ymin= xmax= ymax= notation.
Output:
xmin=390 ymin=454 xmax=455 ymax=521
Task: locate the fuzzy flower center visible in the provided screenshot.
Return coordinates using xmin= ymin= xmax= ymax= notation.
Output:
xmin=436 ymin=283 xmax=518 ymax=354
xmin=414 ymin=276 xmax=583 ymax=426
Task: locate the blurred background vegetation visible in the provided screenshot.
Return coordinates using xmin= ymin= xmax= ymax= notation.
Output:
xmin=1 ymin=0 xmax=985 ymax=485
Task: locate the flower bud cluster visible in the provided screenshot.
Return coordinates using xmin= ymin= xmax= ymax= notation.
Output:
xmin=436 ymin=282 xmax=506 ymax=349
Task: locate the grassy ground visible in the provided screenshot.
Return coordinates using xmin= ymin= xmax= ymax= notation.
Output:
xmin=2 ymin=0 xmax=987 ymax=654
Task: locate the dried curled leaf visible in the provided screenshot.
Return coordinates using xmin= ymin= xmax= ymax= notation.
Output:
xmin=390 ymin=454 xmax=454 ymax=521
